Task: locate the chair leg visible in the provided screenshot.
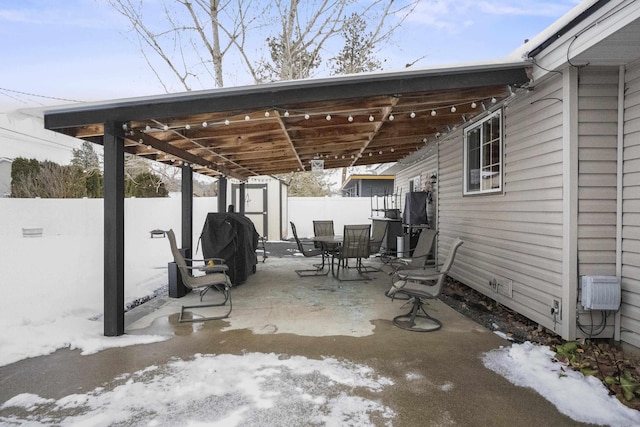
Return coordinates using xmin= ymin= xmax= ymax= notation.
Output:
xmin=335 ymin=257 xmax=371 ymax=281
xmin=179 ymin=285 xmax=232 ymax=323
xmin=392 ymin=298 xmax=442 ymax=332
xmin=295 ymin=261 xmax=330 ymax=277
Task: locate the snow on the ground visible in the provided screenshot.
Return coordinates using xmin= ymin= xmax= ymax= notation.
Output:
xmin=1 ymin=353 xmax=395 ymax=426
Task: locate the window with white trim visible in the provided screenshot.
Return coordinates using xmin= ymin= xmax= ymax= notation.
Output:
xmin=408 ymin=175 xmax=421 ymax=192
xmin=463 ymin=110 xmax=502 ymax=195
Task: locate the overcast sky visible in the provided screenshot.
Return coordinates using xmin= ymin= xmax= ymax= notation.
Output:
xmin=0 ymin=0 xmax=581 ymax=112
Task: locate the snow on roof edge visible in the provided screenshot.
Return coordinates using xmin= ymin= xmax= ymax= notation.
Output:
xmin=505 ymin=0 xmax=601 ymax=62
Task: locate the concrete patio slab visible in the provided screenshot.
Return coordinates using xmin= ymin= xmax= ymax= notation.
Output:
xmin=0 ymin=255 xmax=587 ymax=426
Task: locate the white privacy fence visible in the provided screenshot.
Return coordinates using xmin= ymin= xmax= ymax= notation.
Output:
xmin=0 ymin=196 xmax=372 ymax=292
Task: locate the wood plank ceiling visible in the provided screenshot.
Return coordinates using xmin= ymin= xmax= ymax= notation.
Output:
xmin=44 ymin=63 xmax=531 ymax=180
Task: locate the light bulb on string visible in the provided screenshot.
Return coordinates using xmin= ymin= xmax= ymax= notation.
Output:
xmin=224 ymin=119 xmax=230 ymax=125
xmin=390 ymin=148 xmax=395 ymax=152
xmin=265 ymin=111 xmax=270 ymax=117
xmin=431 ymin=110 xmax=437 ymax=116
xmin=471 ymin=102 xmax=477 ymax=109
xmin=410 ymin=111 xmax=416 ymax=118
xmin=379 ymin=150 xmax=383 ymax=155
xmin=185 ymin=124 xmax=191 ymax=130
xmin=326 ymin=114 xmax=332 ymax=121
xmin=202 ymin=121 xmax=208 ymax=127
xmin=145 ymin=125 xmax=151 ymax=132
xmin=388 ymin=114 xmax=394 ymax=121
xmin=369 ymin=115 xmax=374 ymax=122
xmin=163 ymin=124 xmax=169 ymax=131
xmin=450 ymin=106 xmax=456 ymax=113
xmin=348 ymin=115 xmax=353 ymax=122
xmin=284 ymin=110 xmax=290 ymax=117
xmin=304 ymin=114 xmax=310 ymax=120
xmin=491 ymin=97 xmax=497 ymax=103
xmin=245 ymin=115 xmax=250 ymax=121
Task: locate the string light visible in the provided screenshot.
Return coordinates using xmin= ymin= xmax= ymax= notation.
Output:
xmin=431 ymin=110 xmax=437 ymax=116
xmin=450 ymin=106 xmax=456 ymax=113
xmin=284 ymin=110 xmax=290 ymax=117
xmin=245 ymin=115 xmax=250 ymax=121
xmin=185 ymin=124 xmax=191 ymax=130
xmin=491 ymin=97 xmax=497 ymax=103
xmin=202 ymin=121 xmax=208 ymax=127
xmin=410 ymin=111 xmax=416 ymax=118
xmin=471 ymin=102 xmax=477 ymax=109
xmin=304 ymin=114 xmax=310 ymax=120
xmin=163 ymin=124 xmax=169 ymax=131
xmin=369 ymin=115 xmax=374 ymax=122
xmin=265 ymin=111 xmax=270 ymax=117
xmin=145 ymin=125 xmax=151 ymax=132
xmin=348 ymin=115 xmax=353 ymax=122
xmin=388 ymin=114 xmax=394 ymax=121
xmin=224 ymin=119 xmax=230 ymax=125
xmin=326 ymin=114 xmax=332 ymax=121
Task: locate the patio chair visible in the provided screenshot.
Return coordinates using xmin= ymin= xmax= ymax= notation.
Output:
xmin=386 ymin=238 xmax=463 ymax=331
xmin=166 ymin=229 xmax=233 ymax=323
xmin=384 ymin=229 xmax=438 ymax=274
xmin=360 ymin=220 xmax=389 ymax=273
xmin=313 ymin=219 xmax=339 ymax=264
xmin=333 ymin=224 xmax=372 ymax=281
xmin=290 ymin=221 xmax=330 ymax=276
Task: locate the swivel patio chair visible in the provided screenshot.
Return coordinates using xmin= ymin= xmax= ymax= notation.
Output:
xmin=387 ymin=238 xmax=463 ymax=332
xmin=290 ymin=221 xmax=330 ymax=276
xmin=333 ymin=224 xmax=372 ymax=281
xmin=166 ymin=229 xmax=233 ymax=323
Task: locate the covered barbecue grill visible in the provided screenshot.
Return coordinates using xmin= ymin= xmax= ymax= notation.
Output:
xmin=200 ymin=212 xmax=259 ymax=285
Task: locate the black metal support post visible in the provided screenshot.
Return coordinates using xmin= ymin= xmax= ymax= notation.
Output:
xmin=239 ymin=182 xmax=246 ymax=215
xmin=217 ymin=176 xmax=227 ymax=213
xmin=181 ymin=164 xmax=193 ymax=255
xmin=103 ymin=121 xmax=125 ymax=336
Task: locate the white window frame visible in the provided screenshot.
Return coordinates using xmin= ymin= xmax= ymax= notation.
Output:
xmin=463 ymin=109 xmax=503 ymax=195
xmin=408 ymin=175 xmax=421 ymax=192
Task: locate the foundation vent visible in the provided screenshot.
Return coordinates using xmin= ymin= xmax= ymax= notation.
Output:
xmin=581 ymin=276 xmax=621 ymax=311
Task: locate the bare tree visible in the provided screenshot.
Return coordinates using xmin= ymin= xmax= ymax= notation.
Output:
xmin=107 ymin=0 xmax=419 ymax=89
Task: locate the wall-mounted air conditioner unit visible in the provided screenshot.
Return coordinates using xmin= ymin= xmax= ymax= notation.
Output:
xmin=581 ymin=276 xmax=621 ymax=311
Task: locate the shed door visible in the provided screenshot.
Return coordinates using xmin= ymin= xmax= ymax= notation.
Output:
xmin=232 ymin=184 xmax=268 ymax=238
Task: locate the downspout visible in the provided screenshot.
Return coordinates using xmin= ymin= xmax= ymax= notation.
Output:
xmin=615 ymin=65 xmax=625 ymax=342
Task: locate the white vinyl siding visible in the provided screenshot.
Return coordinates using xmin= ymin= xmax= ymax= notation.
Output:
xmin=622 ymin=59 xmax=640 ymax=347
xmin=575 ymin=67 xmax=620 ymax=339
xmin=436 ymin=76 xmax=566 ymax=334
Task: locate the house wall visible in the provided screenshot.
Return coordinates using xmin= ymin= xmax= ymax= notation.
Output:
xmin=622 ymin=58 xmax=640 ymax=348
xmin=0 ymin=159 xmax=10 ymax=197
xmin=575 ymin=67 xmax=620 ymax=338
xmin=395 ymin=75 xmax=567 ymax=336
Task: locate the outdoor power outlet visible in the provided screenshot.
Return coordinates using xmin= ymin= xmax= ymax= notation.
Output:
xmin=551 ymin=299 xmax=561 ymax=319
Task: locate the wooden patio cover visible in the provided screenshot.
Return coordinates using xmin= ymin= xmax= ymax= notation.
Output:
xmin=44 ymin=62 xmax=531 ymax=180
